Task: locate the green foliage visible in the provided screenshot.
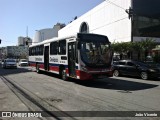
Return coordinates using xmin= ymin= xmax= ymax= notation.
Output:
xmin=153 ymin=54 xmax=160 ymax=63
xmin=140 ymin=38 xmax=156 ymax=50
xmin=111 ymin=38 xmax=156 ymax=60
xmin=112 ymin=38 xmax=156 ymax=53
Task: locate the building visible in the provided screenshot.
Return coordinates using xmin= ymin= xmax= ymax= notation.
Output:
xmin=33 ymin=23 xmax=65 ymax=44
xmin=58 ymin=0 xmax=160 ymax=43
xmin=5 ymin=46 xmax=29 ymax=59
xmin=0 ymin=46 xmax=29 ymax=59
xmin=0 ymin=47 xmax=7 ymax=59
xmin=0 ymin=36 xmax=32 ymax=59
xmin=18 ymin=36 xmax=32 ymax=46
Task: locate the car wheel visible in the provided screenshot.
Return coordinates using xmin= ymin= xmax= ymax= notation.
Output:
xmin=113 ymin=70 xmax=120 ymax=77
xmin=141 ymin=72 xmax=148 ymax=80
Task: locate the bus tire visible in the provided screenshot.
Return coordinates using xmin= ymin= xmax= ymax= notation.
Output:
xmin=61 ymin=69 xmax=68 ymax=80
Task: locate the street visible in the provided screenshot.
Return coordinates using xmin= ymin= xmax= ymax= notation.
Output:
xmin=0 ymin=66 xmax=160 ymax=120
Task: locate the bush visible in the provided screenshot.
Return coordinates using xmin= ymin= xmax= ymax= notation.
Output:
xmin=153 ymin=54 xmax=160 ymax=63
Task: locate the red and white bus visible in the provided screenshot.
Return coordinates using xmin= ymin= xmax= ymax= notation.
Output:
xmin=29 ymin=33 xmax=113 ymax=80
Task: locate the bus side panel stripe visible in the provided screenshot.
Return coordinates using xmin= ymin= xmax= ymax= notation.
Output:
xmin=76 ymin=70 xmax=93 ymax=80
xmin=39 ymin=64 xmax=44 ymax=69
xmin=49 ymin=66 xmax=59 ymax=72
xmin=29 ymin=63 xmax=36 ymax=67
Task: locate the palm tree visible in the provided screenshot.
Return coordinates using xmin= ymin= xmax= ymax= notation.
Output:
xmin=140 ymin=38 xmax=156 ymax=61
xmin=112 ymin=38 xmax=156 ymax=61
xmin=112 ymin=42 xmax=132 ymax=59
xmin=132 ymin=42 xmax=143 ymax=60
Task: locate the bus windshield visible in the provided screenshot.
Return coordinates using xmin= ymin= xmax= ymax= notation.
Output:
xmin=80 ymin=40 xmax=112 ymax=67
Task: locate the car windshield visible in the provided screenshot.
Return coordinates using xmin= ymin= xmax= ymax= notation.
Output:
xmin=80 ymin=41 xmax=112 ymax=67
xmin=6 ymin=59 xmax=16 ymax=62
xmin=21 ymin=60 xmax=27 ymax=62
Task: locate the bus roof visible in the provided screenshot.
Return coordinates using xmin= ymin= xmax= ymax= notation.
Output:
xmin=29 ymin=34 xmax=78 ymax=47
xmin=29 ymin=33 xmax=108 ymax=47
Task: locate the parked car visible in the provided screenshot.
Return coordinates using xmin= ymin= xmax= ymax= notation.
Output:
xmin=2 ymin=59 xmax=17 ymax=69
xmin=18 ymin=59 xmax=28 ymax=66
xmin=113 ymin=60 xmax=160 ymax=80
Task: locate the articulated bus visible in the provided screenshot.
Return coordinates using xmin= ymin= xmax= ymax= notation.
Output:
xmin=29 ymin=33 xmax=113 ymax=80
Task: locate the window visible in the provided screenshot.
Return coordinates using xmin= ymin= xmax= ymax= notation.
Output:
xmin=39 ymin=45 xmax=44 ymax=55
xmin=127 ymin=62 xmax=135 ymax=66
xmin=29 ymin=48 xmax=31 ymax=56
xmin=29 ymin=45 xmax=43 ymax=56
xmin=35 ymin=47 xmax=38 ymax=55
xmin=119 ymin=62 xmax=126 ymax=65
xmin=50 ymin=42 xmax=58 ymax=55
xmin=59 ymin=40 xmax=66 ymax=55
xmin=132 ymin=0 xmax=160 ymax=37
xmin=80 ymin=22 xmax=89 ymax=33
xmin=31 ymin=47 xmax=34 ymax=56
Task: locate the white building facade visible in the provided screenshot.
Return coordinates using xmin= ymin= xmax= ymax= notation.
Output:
xmin=18 ymin=36 xmax=32 ymax=46
xmin=33 ymin=24 xmax=64 ymax=44
xmin=59 ymin=0 xmax=160 ymax=43
xmin=59 ymin=0 xmax=131 ymax=43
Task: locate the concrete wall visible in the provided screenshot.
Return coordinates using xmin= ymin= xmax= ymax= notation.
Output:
xmin=18 ymin=37 xmax=32 ymax=46
xmin=33 ymin=25 xmax=61 ymax=44
xmin=58 ymin=0 xmax=132 ymax=43
xmin=18 ymin=37 xmax=24 ymax=46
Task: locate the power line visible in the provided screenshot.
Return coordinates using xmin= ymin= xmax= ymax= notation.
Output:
xmin=90 ymin=17 xmax=128 ymax=32
xmin=104 ymin=0 xmax=126 ymax=11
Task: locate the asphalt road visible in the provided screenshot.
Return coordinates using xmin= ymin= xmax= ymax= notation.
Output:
xmin=0 ymin=66 xmax=160 ymax=120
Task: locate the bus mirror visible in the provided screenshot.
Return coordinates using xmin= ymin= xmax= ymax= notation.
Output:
xmin=77 ymin=42 xmax=81 ymax=49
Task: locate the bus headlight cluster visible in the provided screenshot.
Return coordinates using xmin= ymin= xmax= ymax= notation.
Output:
xmin=81 ymin=65 xmax=88 ymax=72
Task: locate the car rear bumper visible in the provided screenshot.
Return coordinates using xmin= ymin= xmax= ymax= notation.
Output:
xmin=6 ymin=65 xmax=17 ymax=68
xmin=19 ymin=63 xmax=28 ymax=66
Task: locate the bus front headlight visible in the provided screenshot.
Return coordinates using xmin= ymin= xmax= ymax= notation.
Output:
xmin=81 ymin=65 xmax=88 ymax=72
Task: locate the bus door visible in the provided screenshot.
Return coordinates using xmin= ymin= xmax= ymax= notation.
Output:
xmin=44 ymin=46 xmax=49 ymax=71
xmin=68 ymin=42 xmax=76 ymax=77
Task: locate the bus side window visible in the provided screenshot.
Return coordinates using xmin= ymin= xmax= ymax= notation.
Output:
xmin=50 ymin=42 xmax=58 ymax=55
xmin=29 ymin=48 xmax=31 ymax=56
xmin=40 ymin=45 xmax=44 ymax=55
xmin=59 ymin=40 xmax=66 ymax=55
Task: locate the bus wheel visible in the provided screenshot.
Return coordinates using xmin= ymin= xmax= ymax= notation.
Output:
xmin=61 ymin=69 xmax=67 ymax=80
xmin=36 ymin=65 xmax=40 ymax=73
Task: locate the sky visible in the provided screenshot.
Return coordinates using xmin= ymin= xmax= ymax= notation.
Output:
xmin=0 ymin=0 xmax=104 ymax=47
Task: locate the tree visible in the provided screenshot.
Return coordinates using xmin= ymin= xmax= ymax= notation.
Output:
xmin=111 ymin=38 xmax=156 ymax=61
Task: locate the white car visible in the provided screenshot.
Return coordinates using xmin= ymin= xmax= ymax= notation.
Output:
xmin=2 ymin=59 xmax=17 ymax=68
xmin=18 ymin=59 xmax=28 ymax=66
